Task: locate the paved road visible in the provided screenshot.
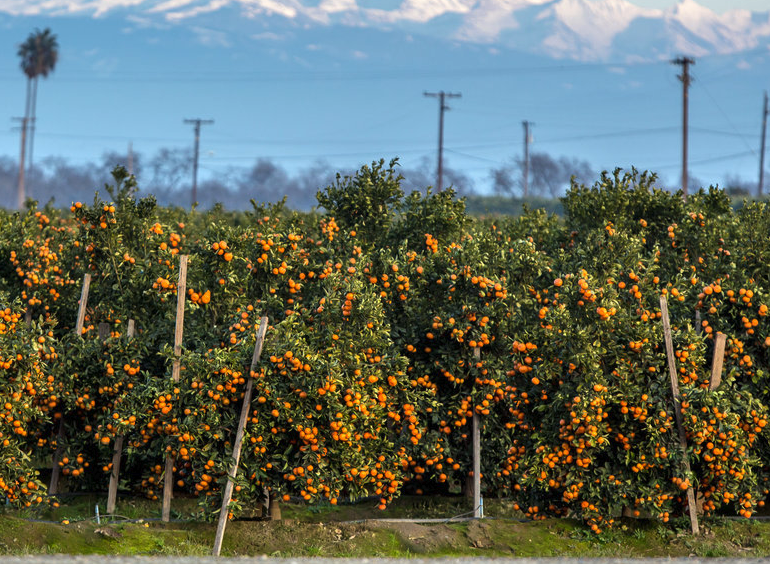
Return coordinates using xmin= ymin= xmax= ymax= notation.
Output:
xmin=0 ymin=559 xmax=768 ymax=564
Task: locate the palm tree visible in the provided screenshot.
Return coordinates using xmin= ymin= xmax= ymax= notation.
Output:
xmin=17 ymin=28 xmax=58 ymax=207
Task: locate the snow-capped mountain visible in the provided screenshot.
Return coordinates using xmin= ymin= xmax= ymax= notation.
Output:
xmin=2 ymin=0 xmax=770 ymax=62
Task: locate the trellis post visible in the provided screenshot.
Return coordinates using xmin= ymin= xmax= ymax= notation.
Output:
xmin=162 ymin=255 xmax=188 ymax=522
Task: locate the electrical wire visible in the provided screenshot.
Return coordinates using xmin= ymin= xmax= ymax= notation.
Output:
xmin=696 ymin=80 xmax=757 ymax=157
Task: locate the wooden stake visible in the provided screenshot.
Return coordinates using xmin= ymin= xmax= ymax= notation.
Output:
xmin=171 ymin=256 xmax=188 ymax=383
xmin=659 ymin=295 xmax=699 ymax=535
xmin=75 ymin=273 xmax=91 ymax=336
xmin=213 ymin=316 xmax=269 ymax=556
xmin=106 ymin=435 xmax=124 ymax=515
xmin=163 ymin=255 xmax=188 ymax=523
xmin=709 ymin=332 xmax=727 ymax=392
xmin=472 ymin=346 xmax=482 ymax=519
xmin=107 ymin=320 xmax=135 ymax=515
xmin=50 ymin=272 xmax=91 ymax=495
xmin=269 ymin=493 xmax=282 ymax=520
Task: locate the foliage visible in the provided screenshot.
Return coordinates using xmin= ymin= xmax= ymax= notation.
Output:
xmin=0 ymin=160 xmax=768 ymax=534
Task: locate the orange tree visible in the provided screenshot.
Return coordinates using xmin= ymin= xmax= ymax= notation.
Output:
xmin=499 ymin=264 xmax=767 ymax=530
xmin=114 ymin=199 xmax=328 ymax=508
xmin=313 ymin=165 xmax=442 ymax=492
xmin=382 ymin=228 xmax=545 ymax=494
xmin=54 ymin=168 xmax=186 ymax=492
xmin=130 ymin=201 xmax=309 ymax=506
xmin=0 ymin=296 xmax=58 ymax=506
xmin=136 ymin=169 xmax=441 ymax=515
xmin=317 ymin=162 xmax=547 ymax=496
xmin=0 ymin=203 xmax=81 ymax=328
xmin=695 ymin=256 xmax=770 ymax=505
xmin=237 ymin=271 xmax=430 ymax=511
xmin=489 ymin=173 xmax=769 ymax=531
xmin=0 ymin=204 xmax=83 ymax=477
xmin=126 ymin=202 xmax=259 ymax=505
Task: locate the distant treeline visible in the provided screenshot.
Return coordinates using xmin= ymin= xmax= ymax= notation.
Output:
xmin=0 ymin=148 xmax=760 ymax=213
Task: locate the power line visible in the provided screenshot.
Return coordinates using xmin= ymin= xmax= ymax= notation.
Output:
xmin=696 ymin=80 xmax=756 ymax=157
xmin=17 ymin=124 xmax=749 ymax=152
xmin=537 ymin=127 xmax=679 ymax=144
xmin=653 ymin=150 xmax=755 ymax=171
xmin=200 ymin=147 xmax=431 ymax=161
xmin=444 ymin=148 xmax=503 ymax=165
xmin=690 ymin=126 xmax=756 ymax=138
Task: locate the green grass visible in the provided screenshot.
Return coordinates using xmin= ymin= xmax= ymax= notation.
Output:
xmin=1 ymin=495 xmax=770 ymax=556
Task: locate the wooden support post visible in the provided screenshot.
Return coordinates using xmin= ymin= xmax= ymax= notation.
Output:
xmin=709 ymin=332 xmax=727 ymax=392
xmin=163 ymin=256 xmax=188 ymax=523
xmin=50 ymin=273 xmax=91 ymax=495
xmin=269 ymin=493 xmax=282 ymax=520
xmin=171 ymin=257 xmax=188 ymax=383
xmin=659 ymin=296 xmax=699 ymax=535
xmin=107 ymin=319 xmax=135 ymax=515
xmin=75 ymin=273 xmax=91 ymax=336
xmin=213 ymin=316 xmax=269 ymax=556
xmin=106 ymin=436 xmax=124 ymax=515
xmin=694 ymin=310 xmax=701 ymax=336
xmin=472 ymin=346 xmax=482 ymax=519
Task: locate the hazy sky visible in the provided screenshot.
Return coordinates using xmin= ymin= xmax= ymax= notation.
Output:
xmin=1 ymin=0 xmax=769 ymax=204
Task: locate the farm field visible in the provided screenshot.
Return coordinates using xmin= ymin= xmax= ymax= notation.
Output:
xmin=0 ymin=160 xmax=769 ymax=541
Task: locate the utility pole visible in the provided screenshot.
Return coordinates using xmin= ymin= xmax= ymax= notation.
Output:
xmin=424 ymin=91 xmax=461 ymax=191
xmin=13 ymin=117 xmax=28 ymax=210
xmin=184 ymin=118 xmax=214 ymax=207
xmin=128 ymin=141 xmax=134 ymax=176
xmin=757 ymin=90 xmax=768 ymax=198
xmin=522 ymin=120 xmax=533 ymax=198
xmin=672 ymin=57 xmax=694 ymax=198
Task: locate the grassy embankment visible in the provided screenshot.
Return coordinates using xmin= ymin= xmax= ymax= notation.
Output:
xmin=1 ymin=494 xmax=769 ymax=557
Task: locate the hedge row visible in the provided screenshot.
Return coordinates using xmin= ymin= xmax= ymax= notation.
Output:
xmin=0 ymin=162 xmax=769 ymax=532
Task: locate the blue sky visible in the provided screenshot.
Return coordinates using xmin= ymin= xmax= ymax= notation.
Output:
xmin=1 ymin=0 xmax=770 ymax=203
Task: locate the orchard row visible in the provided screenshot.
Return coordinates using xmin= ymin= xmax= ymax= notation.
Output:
xmin=0 ymin=161 xmax=769 ymax=532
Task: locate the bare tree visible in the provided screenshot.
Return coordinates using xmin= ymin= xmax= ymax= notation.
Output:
xmin=145 ymin=147 xmax=192 ymax=194
xmin=400 ymin=156 xmax=474 ymax=195
xmin=491 ymin=151 xmax=594 ymax=197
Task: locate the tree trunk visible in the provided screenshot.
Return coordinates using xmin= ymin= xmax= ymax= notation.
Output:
xmin=261 ymin=486 xmax=270 ymax=519
xmin=27 ymin=76 xmax=38 ymax=192
xmin=269 ymin=493 xmax=282 ymax=521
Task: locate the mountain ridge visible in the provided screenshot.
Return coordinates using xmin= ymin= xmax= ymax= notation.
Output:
xmin=2 ymin=0 xmax=770 ymax=62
